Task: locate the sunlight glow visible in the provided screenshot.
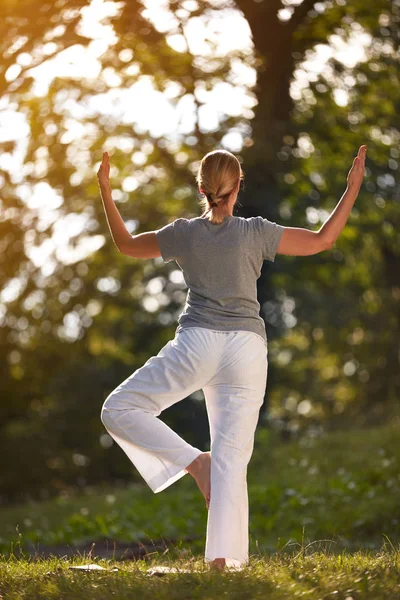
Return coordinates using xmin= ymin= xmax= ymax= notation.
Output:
xmin=1 ymin=0 xmax=373 ymax=281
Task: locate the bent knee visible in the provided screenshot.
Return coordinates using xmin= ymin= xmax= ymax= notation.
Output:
xmin=100 ymin=393 xmax=119 ymax=429
xmin=100 ymin=385 xmax=161 ymax=430
xmin=100 ymin=390 xmax=148 ymax=429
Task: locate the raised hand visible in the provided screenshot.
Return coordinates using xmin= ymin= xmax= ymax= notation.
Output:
xmin=97 ymin=151 xmax=110 ymax=185
xmin=347 ymin=145 xmax=367 ymax=190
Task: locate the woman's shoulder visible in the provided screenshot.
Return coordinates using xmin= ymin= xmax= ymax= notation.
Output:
xmin=188 ymin=215 xmax=249 ymax=224
xmin=181 ymin=216 xmax=266 ymax=231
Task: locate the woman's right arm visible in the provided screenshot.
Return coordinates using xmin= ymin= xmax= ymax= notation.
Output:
xmin=277 ymin=145 xmax=367 ymax=257
xmin=97 ymin=151 xmax=134 ymax=252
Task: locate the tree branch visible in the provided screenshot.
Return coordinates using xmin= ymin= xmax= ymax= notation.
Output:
xmin=288 ymin=0 xmax=318 ymax=32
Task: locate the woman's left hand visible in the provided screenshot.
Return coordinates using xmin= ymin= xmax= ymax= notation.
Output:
xmin=97 ymin=151 xmax=110 ymax=185
xmin=347 ymin=145 xmax=367 ymax=190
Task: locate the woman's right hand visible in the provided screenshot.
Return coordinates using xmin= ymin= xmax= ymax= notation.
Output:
xmin=97 ymin=151 xmax=110 ymax=186
xmin=347 ymin=145 xmax=367 ymax=190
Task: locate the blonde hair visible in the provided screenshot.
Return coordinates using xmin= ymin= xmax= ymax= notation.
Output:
xmin=196 ymin=149 xmax=244 ymax=225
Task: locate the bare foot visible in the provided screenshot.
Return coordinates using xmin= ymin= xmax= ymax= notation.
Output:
xmin=185 ymin=451 xmax=211 ymax=509
xmin=209 ymin=558 xmax=226 ymax=571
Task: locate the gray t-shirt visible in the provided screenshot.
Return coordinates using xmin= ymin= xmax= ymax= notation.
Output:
xmin=155 ymin=215 xmax=285 ymax=342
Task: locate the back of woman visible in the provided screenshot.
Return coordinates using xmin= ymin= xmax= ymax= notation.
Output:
xmin=156 ymin=213 xmax=284 ymax=341
xmin=96 ymin=144 xmax=367 ymax=571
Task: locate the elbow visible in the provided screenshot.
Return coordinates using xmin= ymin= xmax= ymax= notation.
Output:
xmin=317 ymin=233 xmax=335 ymax=252
xmin=116 ymin=238 xmax=139 ymax=258
xmin=115 ymin=241 xmax=131 ymax=256
xmin=322 ymin=239 xmax=335 ymax=252
xmin=114 ymin=236 xmax=129 ymax=255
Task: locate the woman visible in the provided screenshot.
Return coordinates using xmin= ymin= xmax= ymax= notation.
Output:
xmin=97 ymin=146 xmax=366 ymax=571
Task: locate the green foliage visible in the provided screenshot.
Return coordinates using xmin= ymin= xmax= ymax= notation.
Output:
xmin=273 ymin=13 xmax=400 ymax=425
xmin=2 ymin=423 xmax=400 ymax=597
xmin=1 ymin=421 xmax=400 ymax=560
xmin=0 ymin=0 xmax=398 ymax=501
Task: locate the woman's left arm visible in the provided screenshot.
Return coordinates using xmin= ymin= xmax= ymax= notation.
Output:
xmin=97 ymin=152 xmax=162 ymax=259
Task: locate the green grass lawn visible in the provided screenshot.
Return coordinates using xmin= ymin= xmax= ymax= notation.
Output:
xmin=1 ymin=549 xmax=400 ymax=599
xmin=1 ymin=421 xmax=400 ymax=598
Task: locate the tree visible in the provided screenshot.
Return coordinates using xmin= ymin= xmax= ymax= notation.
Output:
xmin=0 ymin=0 xmax=398 ymax=500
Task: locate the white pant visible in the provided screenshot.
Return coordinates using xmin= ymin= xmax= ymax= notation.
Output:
xmin=101 ymin=326 xmax=268 ymax=569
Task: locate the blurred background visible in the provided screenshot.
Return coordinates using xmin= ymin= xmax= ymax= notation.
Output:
xmin=0 ymin=0 xmax=399 ymax=527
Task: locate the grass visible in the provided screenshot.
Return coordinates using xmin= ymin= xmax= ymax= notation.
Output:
xmin=1 ymin=546 xmax=400 ymax=598
xmin=1 ymin=420 xmax=400 ymax=597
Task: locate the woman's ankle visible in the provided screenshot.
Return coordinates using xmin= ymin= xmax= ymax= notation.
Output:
xmin=185 ymin=452 xmax=206 ymax=475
